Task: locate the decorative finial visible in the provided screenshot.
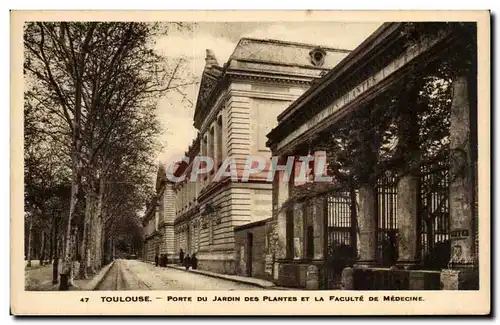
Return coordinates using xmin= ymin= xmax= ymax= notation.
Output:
xmin=205 ymin=49 xmax=219 ymax=68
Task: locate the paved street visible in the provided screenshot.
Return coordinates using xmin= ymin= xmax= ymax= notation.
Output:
xmin=95 ymin=259 xmax=261 ymax=290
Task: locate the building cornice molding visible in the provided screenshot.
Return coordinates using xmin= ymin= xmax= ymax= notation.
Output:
xmin=233 ymin=57 xmax=337 ymax=71
xmin=227 ymin=71 xmax=314 ymax=86
xmin=174 ymin=206 xmax=200 ymax=225
xmin=197 ymin=177 xmax=232 ymax=203
xmin=228 ymin=88 xmax=299 ymax=102
xmin=145 ymin=230 xmax=162 ymax=241
xmin=158 ymin=221 xmax=174 ymax=229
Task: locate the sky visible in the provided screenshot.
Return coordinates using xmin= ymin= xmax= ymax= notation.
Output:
xmin=153 ymin=21 xmax=383 ymax=164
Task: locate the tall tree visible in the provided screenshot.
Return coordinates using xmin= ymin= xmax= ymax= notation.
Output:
xmin=24 ymin=22 xmax=194 ymax=289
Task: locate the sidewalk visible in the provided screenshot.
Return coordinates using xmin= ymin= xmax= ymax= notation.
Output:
xmin=25 ymin=261 xmax=114 ymax=291
xmin=166 ymin=264 xmax=292 ymax=290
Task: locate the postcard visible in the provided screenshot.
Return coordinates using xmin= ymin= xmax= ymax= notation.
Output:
xmin=11 ymin=10 xmax=490 ymax=316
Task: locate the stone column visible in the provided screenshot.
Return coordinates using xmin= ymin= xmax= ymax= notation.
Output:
xmin=356 ymin=183 xmax=377 ymax=267
xmin=395 ymin=79 xmax=422 ymax=269
xmin=275 ymin=156 xmax=290 ymax=260
xmin=396 ymin=175 xmax=419 ymax=268
xmin=440 ymin=73 xmax=478 ymax=290
xmin=448 ymin=75 xmax=476 ymax=267
xmin=313 ymin=197 xmax=325 ymax=260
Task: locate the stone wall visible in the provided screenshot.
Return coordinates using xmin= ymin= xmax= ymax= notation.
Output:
xmin=340 ymin=267 xmax=442 ymax=290
xmin=234 ymin=219 xmax=273 ymax=281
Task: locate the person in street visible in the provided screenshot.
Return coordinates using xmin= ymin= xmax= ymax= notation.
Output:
xmin=184 ymin=254 xmax=191 ymax=271
xmin=179 ymin=249 xmax=184 ymax=264
xmin=155 ymin=253 xmax=159 ymax=267
xmin=191 ymin=252 xmax=198 ymax=270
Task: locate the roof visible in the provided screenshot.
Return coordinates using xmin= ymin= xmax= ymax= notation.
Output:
xmin=228 ymin=37 xmax=350 ymax=70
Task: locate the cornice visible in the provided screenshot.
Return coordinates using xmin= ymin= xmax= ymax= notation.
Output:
xmin=227 ymin=88 xmax=300 ymax=102
xmin=227 ymin=72 xmax=314 ymax=86
xmin=158 ymin=221 xmax=174 ymax=228
xmin=174 ymin=206 xmax=200 ymax=225
xmin=196 ymin=177 xmax=232 ymax=203
xmin=145 ymin=230 xmax=162 ymax=241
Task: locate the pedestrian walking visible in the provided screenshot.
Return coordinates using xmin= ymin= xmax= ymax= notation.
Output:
xmin=161 ymin=254 xmax=168 ymax=267
xmin=191 ymin=252 xmax=198 ymax=270
xmin=184 ymin=254 xmax=191 ymax=271
xmin=155 ymin=253 xmax=159 ymax=267
xmin=179 ymin=249 xmax=184 ymax=264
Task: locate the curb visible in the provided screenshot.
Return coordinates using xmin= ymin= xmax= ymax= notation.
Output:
xmin=166 ymin=265 xmax=276 ymax=289
xmin=87 ymin=260 xmax=116 ymax=291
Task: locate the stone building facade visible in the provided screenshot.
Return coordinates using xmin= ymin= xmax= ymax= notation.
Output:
xmin=143 ymin=165 xmax=176 ymax=264
xmin=172 ymin=38 xmax=350 ymax=274
xmin=266 ymin=22 xmax=479 ymax=290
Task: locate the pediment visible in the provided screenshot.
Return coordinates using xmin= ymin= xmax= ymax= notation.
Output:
xmin=193 ymin=66 xmax=223 ymax=123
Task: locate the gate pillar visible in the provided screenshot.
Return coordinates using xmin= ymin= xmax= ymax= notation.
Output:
xmin=356 ymin=183 xmax=377 ymax=267
xmin=448 ymin=75 xmax=477 ymax=268
xmin=396 ymin=175 xmax=420 ymax=268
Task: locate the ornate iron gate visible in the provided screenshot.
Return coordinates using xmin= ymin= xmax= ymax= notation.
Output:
xmin=325 ymin=190 xmax=357 ymax=289
xmin=376 ymin=174 xmax=398 ymax=266
xmin=419 ymin=161 xmax=450 ymax=269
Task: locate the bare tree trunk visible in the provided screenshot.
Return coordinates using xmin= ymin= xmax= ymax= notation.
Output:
xmin=69 ymin=227 xmax=78 ymax=287
xmin=93 ymin=176 xmax=105 ymax=270
xmin=59 ymin=168 xmax=80 ymax=290
xmin=39 ymin=230 xmax=46 ymax=266
xmin=52 ymin=215 xmax=59 ymax=284
xmin=49 ymin=223 xmax=53 ymax=265
xmin=79 ymin=202 xmax=89 ymax=279
xmin=58 ymin=23 xmax=96 ymax=290
xmin=26 ymin=215 xmax=33 ymax=267
xmin=89 ymin=194 xmax=98 ymax=275
xmin=100 ymin=226 xmax=105 ymax=266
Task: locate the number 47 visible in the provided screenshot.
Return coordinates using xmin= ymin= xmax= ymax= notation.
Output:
xmin=80 ymin=297 xmax=89 ymax=302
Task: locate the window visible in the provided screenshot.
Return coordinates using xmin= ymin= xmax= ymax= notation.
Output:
xmin=202 ymin=135 xmax=208 ymax=183
xmin=305 ymin=203 xmax=314 ymax=259
xmin=209 ymin=126 xmax=215 ymax=165
xmin=216 ymin=115 xmax=223 ymax=168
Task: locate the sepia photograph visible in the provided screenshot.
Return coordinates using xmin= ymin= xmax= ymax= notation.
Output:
xmin=11 ymin=10 xmax=490 ymax=315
